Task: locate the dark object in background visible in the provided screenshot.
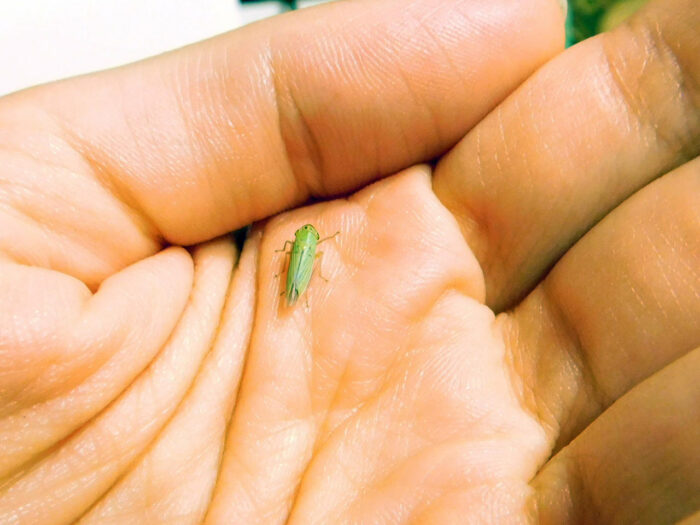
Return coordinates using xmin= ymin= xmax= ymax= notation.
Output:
xmin=241 ymin=0 xmax=297 ymax=11
xmin=566 ymin=0 xmax=649 ymax=45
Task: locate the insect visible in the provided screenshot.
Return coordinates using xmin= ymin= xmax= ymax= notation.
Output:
xmin=276 ymin=224 xmax=339 ymax=307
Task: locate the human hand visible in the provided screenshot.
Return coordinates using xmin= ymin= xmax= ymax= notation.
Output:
xmin=0 ymin=0 xmax=697 ymax=523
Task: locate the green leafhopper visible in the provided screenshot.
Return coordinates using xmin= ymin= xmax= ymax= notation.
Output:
xmin=276 ymin=224 xmax=339 ymax=307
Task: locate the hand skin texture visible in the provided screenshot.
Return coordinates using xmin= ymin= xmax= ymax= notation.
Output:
xmin=0 ymin=0 xmax=698 ymax=523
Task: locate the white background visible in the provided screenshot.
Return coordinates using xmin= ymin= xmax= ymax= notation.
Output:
xmin=0 ymin=0 xmax=330 ymax=96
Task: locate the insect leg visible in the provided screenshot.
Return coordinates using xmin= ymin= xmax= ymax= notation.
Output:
xmin=274 ymin=249 xmax=292 ymax=279
xmin=315 ymin=251 xmax=330 ymax=282
xmin=274 ymin=250 xmax=292 ymax=279
xmin=274 ymin=240 xmax=295 ymax=252
xmin=318 ymin=231 xmax=340 ymax=244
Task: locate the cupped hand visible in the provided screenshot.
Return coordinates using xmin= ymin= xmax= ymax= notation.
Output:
xmin=0 ymin=0 xmax=698 ymax=523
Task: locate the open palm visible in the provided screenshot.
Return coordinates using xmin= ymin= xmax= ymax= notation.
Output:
xmin=0 ymin=0 xmax=698 ymax=523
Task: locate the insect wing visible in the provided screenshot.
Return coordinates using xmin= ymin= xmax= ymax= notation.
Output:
xmin=286 ymin=243 xmax=314 ymax=306
xmin=291 ymin=245 xmax=314 ymax=301
xmin=285 ymin=245 xmax=301 ymax=305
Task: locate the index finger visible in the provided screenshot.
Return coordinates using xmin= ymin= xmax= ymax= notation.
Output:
xmin=0 ymin=0 xmax=564 ymax=285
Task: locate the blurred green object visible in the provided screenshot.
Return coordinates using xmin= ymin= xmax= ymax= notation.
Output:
xmin=565 ymin=0 xmax=649 ymax=46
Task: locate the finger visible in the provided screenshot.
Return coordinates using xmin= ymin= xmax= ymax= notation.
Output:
xmin=679 ymin=512 xmax=700 ymax=525
xmin=502 ymin=157 xmax=699 ymax=450
xmin=433 ymin=0 xmax=700 ymax=311
xmin=81 ymin=235 xmax=256 ymax=525
xmin=0 ymin=0 xmax=565 ymax=285
xmin=0 ymin=239 xmax=234 ymax=524
xmin=0 ymin=247 xmax=192 ymax=480
xmin=531 ymin=347 xmax=700 ymax=524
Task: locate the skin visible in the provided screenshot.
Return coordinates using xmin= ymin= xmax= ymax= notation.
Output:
xmin=0 ymin=0 xmax=698 ymax=523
